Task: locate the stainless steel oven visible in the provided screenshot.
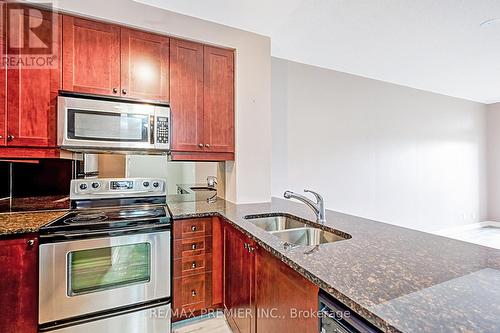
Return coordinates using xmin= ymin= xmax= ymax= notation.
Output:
xmin=38 ymin=178 xmax=171 ymax=333
xmin=39 ymin=231 xmax=170 ymax=326
xmin=57 ymin=94 xmax=170 ymax=152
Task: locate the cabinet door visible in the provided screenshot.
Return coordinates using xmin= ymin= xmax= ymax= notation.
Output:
xmin=170 ymin=39 xmax=204 ymax=152
xmin=203 ymin=46 xmax=234 ymax=153
xmin=121 ymin=28 xmax=169 ymax=101
xmin=255 ymin=248 xmax=319 ymax=333
xmin=0 ymin=1 xmax=5 ymax=146
xmin=62 ymin=16 xmax=120 ymax=96
xmin=224 ymin=224 xmax=255 ymax=333
xmin=6 ymin=6 xmax=60 ymax=147
xmin=0 ymin=235 xmax=38 ymax=333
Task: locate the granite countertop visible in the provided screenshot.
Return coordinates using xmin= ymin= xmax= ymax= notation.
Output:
xmin=0 ymin=210 xmax=68 ymax=236
xmin=167 ymin=198 xmax=500 ymax=333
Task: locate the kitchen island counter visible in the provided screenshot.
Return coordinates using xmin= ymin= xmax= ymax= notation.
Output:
xmin=167 ymin=197 xmax=500 ymax=333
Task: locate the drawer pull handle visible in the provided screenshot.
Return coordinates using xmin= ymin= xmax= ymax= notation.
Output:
xmin=191 ymin=290 xmax=197 ymax=297
xmin=191 ymin=262 xmax=197 ymax=269
xmin=191 ymin=243 xmax=197 ymax=250
xmin=191 ymin=226 xmax=197 ymax=231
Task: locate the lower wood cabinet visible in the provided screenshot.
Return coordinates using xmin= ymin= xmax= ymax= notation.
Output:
xmin=0 ymin=234 xmax=38 ymax=333
xmin=223 ymin=223 xmax=256 ymax=333
xmin=175 ymin=218 xmax=319 ymax=332
xmin=255 ymin=246 xmax=319 ymax=333
xmin=223 ymin=221 xmax=319 ymax=333
xmin=172 ymin=217 xmax=222 ymax=321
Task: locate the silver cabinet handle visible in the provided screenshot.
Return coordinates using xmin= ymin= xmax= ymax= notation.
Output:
xmin=198 ymin=143 xmax=204 ymax=148
xmin=122 ymin=89 xmax=127 ymax=95
xmin=112 ymin=88 xmax=118 ymax=94
xmin=27 ymin=239 xmax=35 ymax=247
xmin=191 ymin=290 xmax=197 ymax=297
xmin=7 ymin=135 xmax=14 ymax=142
xmin=205 ymin=144 xmax=210 ymax=148
xmin=191 ymin=262 xmax=197 ymax=269
xmin=191 ymin=226 xmax=197 ymax=231
xmin=191 ymin=243 xmax=197 ymax=250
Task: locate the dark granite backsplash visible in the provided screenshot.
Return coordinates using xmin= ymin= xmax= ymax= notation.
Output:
xmin=0 ymin=160 xmax=75 ymax=213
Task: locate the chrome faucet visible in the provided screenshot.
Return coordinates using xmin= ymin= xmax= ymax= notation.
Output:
xmin=283 ymin=189 xmax=326 ymax=224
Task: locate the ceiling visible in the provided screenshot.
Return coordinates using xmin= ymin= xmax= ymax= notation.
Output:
xmin=135 ymin=0 xmax=500 ymax=104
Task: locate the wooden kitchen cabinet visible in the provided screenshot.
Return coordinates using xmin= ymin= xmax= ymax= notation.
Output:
xmin=0 ymin=3 xmax=68 ymax=158
xmin=63 ymin=16 xmax=170 ymax=102
xmin=203 ymin=46 xmax=234 ymax=153
xmin=121 ymin=28 xmax=169 ymax=101
xmin=170 ymin=41 xmax=234 ymax=161
xmin=62 ymin=16 xmax=121 ymax=97
xmin=6 ymin=6 xmax=61 ymax=148
xmin=0 ymin=234 xmax=38 ymax=333
xmin=223 ymin=222 xmax=319 ymax=333
xmin=169 ymin=39 xmax=204 ymax=152
xmin=255 ymin=247 xmax=319 ymax=333
xmin=0 ymin=0 xmax=6 ymax=146
xmin=224 ymin=223 xmax=255 ymax=333
xmin=172 ymin=217 xmax=223 ymax=321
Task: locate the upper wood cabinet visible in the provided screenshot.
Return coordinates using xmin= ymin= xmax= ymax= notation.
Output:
xmin=62 ymin=16 xmax=121 ymax=97
xmin=62 ymin=16 xmax=169 ymax=102
xmin=170 ymin=39 xmax=204 ymax=152
xmin=203 ymin=46 xmax=234 ymax=153
xmin=170 ymin=41 xmax=234 ymax=160
xmin=5 ymin=4 xmax=61 ymax=148
xmin=0 ymin=234 xmax=38 ymax=333
xmin=121 ymin=28 xmax=169 ymax=101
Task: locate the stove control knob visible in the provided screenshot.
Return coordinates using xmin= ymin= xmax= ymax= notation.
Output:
xmin=152 ymin=181 xmax=160 ymax=188
xmin=91 ymin=182 xmax=100 ymax=189
xmin=143 ymin=181 xmax=150 ymax=188
xmin=79 ymin=183 xmax=88 ymax=191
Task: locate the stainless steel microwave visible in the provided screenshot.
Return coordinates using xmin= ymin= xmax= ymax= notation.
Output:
xmin=57 ymin=95 xmax=170 ymax=153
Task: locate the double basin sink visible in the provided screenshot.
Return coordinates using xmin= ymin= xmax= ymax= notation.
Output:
xmin=244 ymin=214 xmax=351 ymax=247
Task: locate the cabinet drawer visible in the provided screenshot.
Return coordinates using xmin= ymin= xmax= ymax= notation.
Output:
xmin=173 ymin=273 xmax=212 ymax=312
xmin=174 ymin=254 xmax=212 ymax=277
xmin=174 ymin=218 xmax=212 ymax=239
xmin=173 ymin=236 xmax=212 ymax=259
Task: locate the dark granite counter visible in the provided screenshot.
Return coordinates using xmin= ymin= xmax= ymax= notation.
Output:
xmin=0 ymin=210 xmax=68 ymax=236
xmin=167 ymin=197 xmax=500 ymax=333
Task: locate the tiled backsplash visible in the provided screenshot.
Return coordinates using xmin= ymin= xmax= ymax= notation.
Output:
xmin=0 ymin=160 xmax=77 ymax=213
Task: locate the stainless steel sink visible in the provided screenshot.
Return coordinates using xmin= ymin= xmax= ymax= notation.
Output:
xmin=245 ymin=215 xmax=308 ymax=232
xmin=244 ymin=214 xmax=350 ymax=246
xmin=270 ymin=228 xmax=346 ymax=246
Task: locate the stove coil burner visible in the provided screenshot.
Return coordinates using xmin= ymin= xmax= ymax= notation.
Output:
xmin=64 ymin=212 xmax=108 ymax=224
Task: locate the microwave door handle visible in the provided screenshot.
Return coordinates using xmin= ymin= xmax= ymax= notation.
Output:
xmin=150 ymin=115 xmax=155 ymax=144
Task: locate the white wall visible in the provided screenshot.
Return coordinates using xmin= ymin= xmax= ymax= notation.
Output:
xmin=272 ymin=57 xmax=488 ymax=232
xmin=51 ymin=0 xmax=272 ymax=204
xmin=487 ymin=103 xmax=500 ymax=222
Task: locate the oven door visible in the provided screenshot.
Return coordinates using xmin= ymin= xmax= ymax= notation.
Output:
xmin=58 ymin=96 xmax=155 ymax=150
xmin=39 ymin=231 xmax=170 ymax=325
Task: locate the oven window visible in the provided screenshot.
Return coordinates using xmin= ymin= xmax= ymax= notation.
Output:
xmin=68 ymin=109 xmax=149 ymax=142
xmin=68 ymin=242 xmax=151 ymax=296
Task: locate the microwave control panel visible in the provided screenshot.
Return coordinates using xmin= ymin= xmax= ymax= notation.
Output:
xmin=156 ymin=117 xmax=169 ymax=144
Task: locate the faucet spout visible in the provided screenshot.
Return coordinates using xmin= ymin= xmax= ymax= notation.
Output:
xmin=283 ymin=189 xmax=326 ymax=224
